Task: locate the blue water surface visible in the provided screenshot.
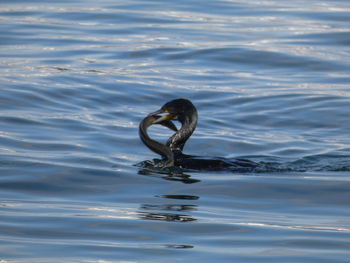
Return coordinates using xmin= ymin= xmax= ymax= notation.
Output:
xmin=1 ymin=0 xmax=350 ymax=262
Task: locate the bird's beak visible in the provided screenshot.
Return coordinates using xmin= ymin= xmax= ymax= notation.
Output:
xmin=148 ymin=109 xmax=164 ymax=116
xmin=148 ymin=109 xmax=177 ymax=132
xmin=148 ymin=109 xmax=175 ymax=124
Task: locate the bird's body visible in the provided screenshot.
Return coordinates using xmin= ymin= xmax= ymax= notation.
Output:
xmin=172 ymin=152 xmax=259 ymax=172
xmin=139 ymin=98 xmax=260 ymax=172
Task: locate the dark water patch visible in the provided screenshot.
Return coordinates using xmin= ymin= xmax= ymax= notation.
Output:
xmin=287 ymin=153 xmax=350 ymax=172
xmin=0 ymin=136 xmax=83 ymax=152
xmin=299 ymin=10 xmax=350 ymax=22
xmin=287 ymin=31 xmax=350 ymax=46
xmin=42 ymin=117 xmax=98 ymax=132
xmin=120 ymin=47 xmax=184 ymax=59
xmin=192 ymin=48 xmax=345 ymax=71
xmin=0 ymin=116 xmax=45 ymax=127
xmin=0 ymin=162 xmax=129 ymax=197
xmin=117 ymin=46 xmax=347 ymax=72
xmin=111 ymin=0 xmax=248 ymax=15
xmin=250 ymin=151 xmax=350 ymax=173
xmin=0 ymin=87 xmax=83 ymax=112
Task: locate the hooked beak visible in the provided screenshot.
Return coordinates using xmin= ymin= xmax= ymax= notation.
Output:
xmin=148 ymin=108 xmax=175 ymax=124
xmin=147 ymin=109 xmax=177 ymax=132
xmin=148 ymin=109 xmax=164 ymax=116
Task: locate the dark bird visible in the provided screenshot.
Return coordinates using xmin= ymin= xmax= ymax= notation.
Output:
xmin=139 ymin=98 xmax=260 ymax=172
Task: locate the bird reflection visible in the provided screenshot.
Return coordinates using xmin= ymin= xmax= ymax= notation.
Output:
xmin=159 ymin=194 xmax=199 ymax=200
xmin=137 ymin=167 xmax=200 ymax=184
xmin=138 ymin=212 xmax=196 ymax=222
xmin=138 ymin=194 xmax=199 ymax=223
xmin=164 ymin=244 xmax=193 ymax=249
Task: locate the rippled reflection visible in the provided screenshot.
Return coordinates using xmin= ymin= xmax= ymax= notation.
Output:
xmin=138 ymin=166 xmax=201 ymax=183
xmin=160 ymin=194 xmax=200 ymax=200
xmin=139 ymin=211 xmax=197 ymax=222
xmin=138 ymin=194 xmax=199 ymax=222
xmin=141 ymin=204 xmax=197 ymax=212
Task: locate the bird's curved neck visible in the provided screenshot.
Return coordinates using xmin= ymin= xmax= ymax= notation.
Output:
xmin=166 ymin=110 xmax=197 ymax=152
xmin=139 ymin=116 xmax=174 ymax=167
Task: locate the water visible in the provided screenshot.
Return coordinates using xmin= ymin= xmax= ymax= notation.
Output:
xmin=1 ymin=0 xmax=350 ymax=262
